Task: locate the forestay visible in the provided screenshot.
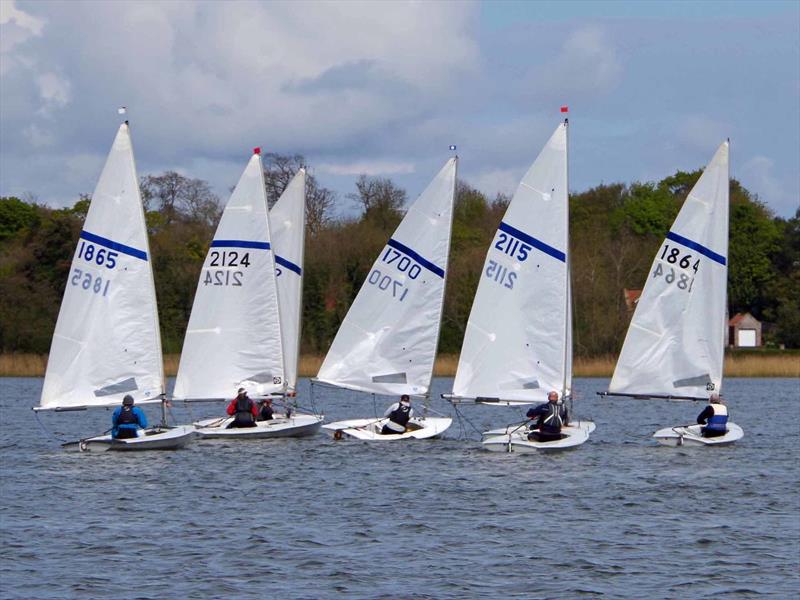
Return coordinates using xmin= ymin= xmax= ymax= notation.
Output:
xmin=451 ymin=123 xmax=570 ymax=404
xmin=40 ymin=123 xmax=164 ymax=410
xmin=317 ymin=158 xmax=457 ymax=396
xmin=173 ymin=151 xmax=285 ymax=400
xmin=270 ymin=169 xmax=306 ymax=392
xmin=608 ymin=141 xmax=729 ymax=399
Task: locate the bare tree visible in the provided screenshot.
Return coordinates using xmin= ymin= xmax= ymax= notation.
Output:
xmin=262 ymin=152 xmax=337 ymax=235
xmin=348 ymin=174 xmax=406 ymax=230
xmin=140 ymin=171 xmax=220 ymax=226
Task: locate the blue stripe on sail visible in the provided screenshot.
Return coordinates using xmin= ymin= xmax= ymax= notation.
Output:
xmin=79 ymin=230 xmax=147 ymax=261
xmin=498 ymin=221 xmax=566 ymax=263
xmin=666 ymin=232 xmax=726 ymax=266
xmin=387 ymin=238 xmax=445 ymax=278
xmin=275 ymin=255 xmax=302 ymax=275
xmin=211 ymin=240 xmax=271 ymax=250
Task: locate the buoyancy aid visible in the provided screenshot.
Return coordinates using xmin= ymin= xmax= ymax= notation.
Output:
xmin=387 ymin=403 xmax=411 ymax=431
xmin=117 ymin=406 xmax=139 ymax=427
xmin=706 ymin=403 xmax=728 ymax=431
xmin=540 ymin=403 xmax=564 ymax=433
xmin=234 ymin=396 xmax=255 ymax=425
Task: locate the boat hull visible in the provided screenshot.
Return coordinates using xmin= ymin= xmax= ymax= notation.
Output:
xmin=653 ymin=422 xmax=744 ymax=446
xmin=194 ymin=413 xmax=323 ymax=439
xmin=482 ymin=420 xmax=596 ymax=453
xmin=322 ymin=417 xmax=452 ymax=440
xmin=62 ymin=425 xmax=196 ymax=452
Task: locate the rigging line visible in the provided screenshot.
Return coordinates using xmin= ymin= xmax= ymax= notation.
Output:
xmin=34 ymin=410 xmax=69 ymax=445
xmin=454 ymin=404 xmax=484 ymax=440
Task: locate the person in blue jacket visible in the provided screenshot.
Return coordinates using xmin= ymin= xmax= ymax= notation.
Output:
xmin=112 ymin=395 xmax=148 ymax=439
xmin=526 ymin=390 xmax=568 ymax=442
xmin=696 ymin=394 xmax=728 ymax=438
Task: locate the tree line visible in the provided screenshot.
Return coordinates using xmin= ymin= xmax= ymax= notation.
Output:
xmin=1 ymin=153 xmax=797 ymax=357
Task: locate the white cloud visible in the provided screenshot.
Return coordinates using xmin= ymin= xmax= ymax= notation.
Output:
xmin=36 ymin=71 xmax=70 ymax=109
xmin=319 ymin=160 xmax=415 ymax=176
xmin=531 ymin=25 xmax=623 ymax=96
xmin=740 ymin=155 xmax=786 ymax=207
xmin=0 ymin=0 xmax=44 ymax=74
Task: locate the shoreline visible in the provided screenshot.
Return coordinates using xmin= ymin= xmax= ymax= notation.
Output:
xmin=2 ymin=352 xmax=798 ymax=378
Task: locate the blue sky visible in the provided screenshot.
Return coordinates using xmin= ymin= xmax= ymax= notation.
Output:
xmin=1 ymin=0 xmax=798 ymax=217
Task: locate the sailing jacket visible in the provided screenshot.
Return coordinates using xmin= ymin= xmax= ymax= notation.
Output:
xmin=384 ymin=402 xmax=414 ymax=432
xmin=697 ymin=403 xmax=728 ymax=431
xmin=526 ymin=402 xmax=568 ymax=434
xmin=111 ymin=406 xmax=148 ymax=438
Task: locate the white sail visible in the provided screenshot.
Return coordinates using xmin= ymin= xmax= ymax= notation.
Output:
xmin=40 ymin=123 xmax=164 ymax=410
xmin=270 ymin=169 xmax=306 ymax=392
xmin=173 ymin=151 xmax=285 ymax=400
xmin=609 ymin=141 xmax=729 ymax=399
xmin=317 ymin=158 xmax=457 ymax=396
xmin=451 ymin=123 xmax=570 ymax=404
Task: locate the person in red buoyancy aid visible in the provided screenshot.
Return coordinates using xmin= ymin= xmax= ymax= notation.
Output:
xmin=226 ymin=388 xmax=257 ymax=428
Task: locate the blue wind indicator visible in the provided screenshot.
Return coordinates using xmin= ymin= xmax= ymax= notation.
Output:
xmin=449 ymin=145 xmax=457 ymax=151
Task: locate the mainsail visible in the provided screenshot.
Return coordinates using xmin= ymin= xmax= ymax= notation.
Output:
xmin=451 ymin=122 xmax=570 ymax=404
xmin=173 ymin=150 xmax=285 ymax=400
xmin=270 ymin=169 xmax=306 ymax=392
xmin=40 ymin=123 xmax=164 ymax=410
xmin=316 ymin=158 xmax=457 ymax=396
xmin=608 ymin=141 xmax=729 ymax=399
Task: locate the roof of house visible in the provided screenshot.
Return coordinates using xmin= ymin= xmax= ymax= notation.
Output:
xmin=729 ymin=312 xmax=760 ymax=326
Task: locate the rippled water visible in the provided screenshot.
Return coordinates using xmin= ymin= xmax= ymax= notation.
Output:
xmin=1 ymin=377 xmax=798 ymax=599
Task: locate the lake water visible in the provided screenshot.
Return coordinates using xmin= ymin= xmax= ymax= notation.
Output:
xmin=1 ymin=377 xmax=798 ymax=599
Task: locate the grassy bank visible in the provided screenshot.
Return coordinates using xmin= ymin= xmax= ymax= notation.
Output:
xmin=3 ymin=352 xmax=798 ymax=378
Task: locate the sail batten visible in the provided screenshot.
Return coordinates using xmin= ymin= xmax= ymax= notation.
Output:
xmin=39 ymin=123 xmax=164 ymax=410
xmin=173 ymin=153 xmax=285 ymax=401
xmin=450 ymin=123 xmax=570 ymax=404
xmin=608 ymin=141 xmax=730 ymax=399
xmin=317 ymin=158 xmax=457 ymax=397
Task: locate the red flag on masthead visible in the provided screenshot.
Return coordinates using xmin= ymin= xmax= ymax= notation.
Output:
xmin=253 ymin=147 xmax=261 ymax=155
xmin=560 ymin=106 xmax=569 ymax=113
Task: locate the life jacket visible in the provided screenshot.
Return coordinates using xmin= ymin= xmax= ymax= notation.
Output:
xmin=705 ymin=403 xmax=728 ymax=431
xmin=388 ymin=403 xmax=411 ymax=428
xmin=234 ymin=396 xmax=255 ymax=425
xmin=117 ymin=406 xmax=139 ymax=427
xmin=540 ymin=403 xmax=564 ymax=433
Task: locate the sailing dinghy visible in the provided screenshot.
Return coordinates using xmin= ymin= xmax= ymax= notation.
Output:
xmin=174 ymin=151 xmax=322 ymax=438
xmin=443 ymin=121 xmax=594 ymax=453
xmin=601 ymin=140 xmax=742 ymax=446
xmin=316 ymin=158 xmax=457 ymax=440
xmin=35 ymin=121 xmax=195 ymax=452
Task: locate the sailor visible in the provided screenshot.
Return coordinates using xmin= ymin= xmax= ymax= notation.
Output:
xmin=525 ymin=390 xmax=568 ymax=442
xmin=696 ymin=394 xmax=728 ymax=437
xmin=381 ymin=394 xmax=413 ymax=435
xmin=257 ymin=397 xmax=274 ymax=422
xmin=112 ymin=394 xmax=148 ymax=439
xmin=226 ymin=388 xmax=258 ymax=428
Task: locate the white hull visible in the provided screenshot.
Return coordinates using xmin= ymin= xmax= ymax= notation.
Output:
xmin=482 ymin=420 xmax=595 ymax=453
xmin=653 ymin=422 xmax=744 ymax=446
xmin=62 ymin=425 xmax=196 ymax=452
xmin=194 ymin=413 xmax=323 ymax=439
xmin=322 ymin=417 xmax=452 ymax=440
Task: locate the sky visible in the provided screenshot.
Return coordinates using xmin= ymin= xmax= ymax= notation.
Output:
xmin=1 ymin=0 xmax=798 ymax=218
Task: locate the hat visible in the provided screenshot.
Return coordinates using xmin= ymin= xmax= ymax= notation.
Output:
xmin=122 ymin=395 xmax=134 ymax=406
xmin=237 ymin=387 xmax=246 ymax=394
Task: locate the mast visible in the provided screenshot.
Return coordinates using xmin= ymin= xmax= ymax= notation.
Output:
xmin=562 ymin=117 xmax=570 ymax=402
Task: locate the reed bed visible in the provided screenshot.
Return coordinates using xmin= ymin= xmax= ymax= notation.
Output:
xmin=0 ymin=353 xmax=48 ymax=377
xmin=2 ymin=352 xmax=797 ymax=378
